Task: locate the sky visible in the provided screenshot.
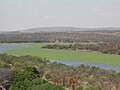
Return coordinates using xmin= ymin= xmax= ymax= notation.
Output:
xmin=0 ymin=0 xmax=120 ymax=31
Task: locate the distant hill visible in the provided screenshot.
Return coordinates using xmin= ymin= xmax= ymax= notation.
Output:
xmin=0 ymin=27 xmax=120 ymax=33
xmin=19 ymin=27 xmax=78 ymax=33
xmin=19 ymin=27 xmax=120 ymax=33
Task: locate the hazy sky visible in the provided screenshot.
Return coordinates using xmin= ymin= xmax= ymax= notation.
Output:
xmin=0 ymin=0 xmax=120 ymax=31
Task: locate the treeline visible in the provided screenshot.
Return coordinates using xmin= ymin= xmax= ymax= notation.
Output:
xmin=0 ymin=54 xmax=120 ymax=90
xmin=42 ymin=42 xmax=120 ymax=55
xmin=0 ymin=31 xmax=120 ymax=43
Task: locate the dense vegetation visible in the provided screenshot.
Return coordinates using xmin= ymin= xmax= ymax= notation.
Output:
xmin=42 ymin=42 xmax=120 ymax=55
xmin=0 ymin=54 xmax=120 ymax=90
xmin=0 ymin=30 xmax=120 ymax=43
xmin=9 ymin=67 xmax=64 ymax=90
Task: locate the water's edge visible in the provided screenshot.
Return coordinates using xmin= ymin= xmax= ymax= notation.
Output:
xmin=50 ymin=60 xmax=120 ymax=72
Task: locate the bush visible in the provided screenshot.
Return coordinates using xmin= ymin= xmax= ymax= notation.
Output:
xmin=9 ymin=67 xmax=65 ymax=90
xmin=29 ymin=83 xmax=65 ymax=90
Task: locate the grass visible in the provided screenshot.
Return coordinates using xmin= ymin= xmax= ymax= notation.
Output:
xmin=4 ymin=43 xmax=120 ymax=66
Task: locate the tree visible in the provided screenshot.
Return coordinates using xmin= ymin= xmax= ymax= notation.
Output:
xmin=9 ymin=67 xmax=40 ymax=90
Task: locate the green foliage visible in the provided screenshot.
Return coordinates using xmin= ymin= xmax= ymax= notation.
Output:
xmin=9 ymin=67 xmax=40 ymax=90
xmin=83 ymin=84 xmax=102 ymax=90
xmin=76 ymin=86 xmax=83 ymax=90
xmin=9 ymin=67 xmax=65 ymax=90
xmin=12 ymin=67 xmax=40 ymax=82
xmin=28 ymin=83 xmax=64 ymax=90
xmin=76 ymin=84 xmax=102 ymax=90
xmin=0 ymin=61 xmax=10 ymax=68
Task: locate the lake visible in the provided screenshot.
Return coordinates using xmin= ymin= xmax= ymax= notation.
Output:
xmin=0 ymin=43 xmax=30 ymax=51
xmin=0 ymin=43 xmax=120 ymax=72
xmin=50 ymin=60 xmax=120 ymax=72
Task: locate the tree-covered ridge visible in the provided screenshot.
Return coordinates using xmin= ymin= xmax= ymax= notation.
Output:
xmin=0 ymin=54 xmax=120 ymax=90
xmin=0 ymin=30 xmax=120 ymax=43
xmin=42 ymin=42 xmax=120 ymax=55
